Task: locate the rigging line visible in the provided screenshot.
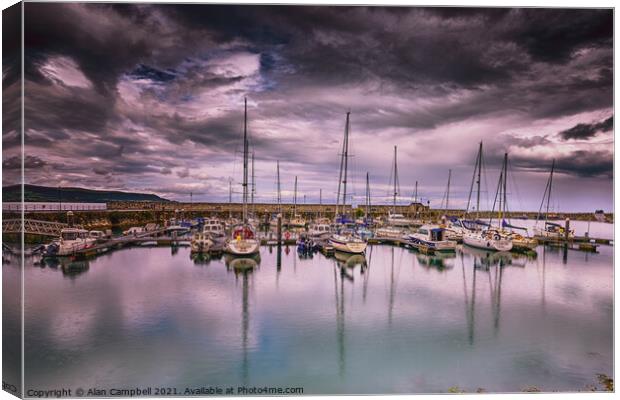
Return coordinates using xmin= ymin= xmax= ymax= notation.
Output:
xmin=507 ymin=158 xmax=524 ymax=213
xmin=480 ymin=147 xmax=491 ymax=212
xmin=465 ymin=151 xmax=478 ymax=216
xmin=488 ymin=163 xmax=503 ymax=227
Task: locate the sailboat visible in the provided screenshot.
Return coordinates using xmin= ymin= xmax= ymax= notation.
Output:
xmin=386 ymin=146 xmax=414 ymax=227
xmin=462 ymin=146 xmax=513 ymax=252
xmin=329 ymin=111 xmax=368 ymax=254
xmin=533 ymin=159 xmax=575 ymax=240
xmin=288 ymin=176 xmax=306 ymax=227
xmin=225 ymin=98 xmax=260 ymax=256
xmin=493 ymin=153 xmax=537 ymax=251
xmin=269 ymin=160 xmax=284 ymax=228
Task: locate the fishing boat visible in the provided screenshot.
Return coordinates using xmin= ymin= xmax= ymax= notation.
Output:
xmin=190 ymin=226 xmax=214 ymax=253
xmin=329 ymin=111 xmax=368 ymax=254
xmin=405 ymin=224 xmax=456 ymax=252
xmin=225 ymin=98 xmax=260 ymax=257
xmin=51 ymin=228 xmax=97 ymax=256
xmin=202 ymin=218 xmax=226 ymax=241
xmin=308 ymin=223 xmax=332 ymax=239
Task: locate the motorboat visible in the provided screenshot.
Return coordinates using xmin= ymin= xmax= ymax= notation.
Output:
xmin=202 ymin=218 xmax=226 ymax=242
xmin=308 ymin=223 xmax=332 ymax=239
xmin=191 ymin=226 xmax=215 ymax=253
xmin=405 ymin=224 xmax=456 ymax=252
xmin=123 ymin=226 xmax=144 ymax=236
xmin=52 ymin=228 xmax=97 ymax=256
xmin=533 ymin=222 xmax=575 ymax=240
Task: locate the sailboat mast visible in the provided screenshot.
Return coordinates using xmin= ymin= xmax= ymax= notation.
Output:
xmin=498 ymin=153 xmax=507 ymax=224
xmin=229 ymin=178 xmax=232 ymax=219
xmin=319 ymin=188 xmax=322 ymax=218
xmin=392 ymin=145 xmax=398 ymax=214
xmin=276 ymin=161 xmax=281 ymax=214
xmin=475 ymin=142 xmax=482 ymax=220
xmin=502 ymin=153 xmax=508 ymax=222
xmin=342 ymin=112 xmax=350 ymax=215
xmin=251 ymin=151 xmax=255 ymax=216
xmin=446 ymin=169 xmax=452 ymax=213
xmin=242 ymin=97 xmax=249 ymax=223
xmin=545 ymin=159 xmax=555 ymax=223
xmin=414 ymin=180 xmax=418 ymax=203
xmin=294 ymin=176 xmax=298 ymax=217
xmin=366 ymin=172 xmax=370 ymax=218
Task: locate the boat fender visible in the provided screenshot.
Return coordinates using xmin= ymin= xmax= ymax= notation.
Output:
xmin=487 ymin=242 xmax=491 ymax=247
xmin=285 ymin=231 xmax=291 ymax=240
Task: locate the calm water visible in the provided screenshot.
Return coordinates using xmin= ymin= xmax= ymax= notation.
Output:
xmin=5 ymin=237 xmax=613 ymax=394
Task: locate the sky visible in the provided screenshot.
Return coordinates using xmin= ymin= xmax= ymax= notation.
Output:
xmin=2 ymin=3 xmax=614 ymax=211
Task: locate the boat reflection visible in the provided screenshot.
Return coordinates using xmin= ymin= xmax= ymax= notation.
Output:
xmin=460 ymin=245 xmax=530 ymax=270
xmin=416 ymin=251 xmax=456 ymax=271
xmin=36 ymin=256 xmax=91 ymax=278
xmin=225 ymin=253 xmax=261 ymax=274
xmin=190 ymin=252 xmax=211 ymax=265
xmin=333 ymin=261 xmax=346 ymax=378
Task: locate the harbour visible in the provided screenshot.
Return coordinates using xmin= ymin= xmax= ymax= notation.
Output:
xmin=5 ymin=237 xmax=612 ymax=394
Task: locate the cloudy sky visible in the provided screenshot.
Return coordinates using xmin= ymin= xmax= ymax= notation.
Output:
xmin=2 ymin=3 xmax=613 ymax=211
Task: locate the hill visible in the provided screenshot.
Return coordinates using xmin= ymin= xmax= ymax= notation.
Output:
xmin=2 ymin=184 xmax=170 ymax=203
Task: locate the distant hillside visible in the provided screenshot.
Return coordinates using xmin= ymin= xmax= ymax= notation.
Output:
xmin=2 ymin=184 xmax=170 ymax=203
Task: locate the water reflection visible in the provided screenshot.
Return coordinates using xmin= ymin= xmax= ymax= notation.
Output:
xmin=37 ymin=256 xmax=90 ymax=278
xmin=190 ymin=252 xmax=212 ymax=265
xmin=224 ymin=254 xmax=261 ymax=274
xmin=417 ymin=252 xmax=456 ymax=271
xmin=236 ymin=269 xmax=253 ymax=385
xmin=17 ymin=241 xmax=612 ymax=394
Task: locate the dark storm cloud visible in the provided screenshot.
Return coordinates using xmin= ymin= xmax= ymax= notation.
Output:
xmin=3 ymin=155 xmax=48 ymax=170
xmin=12 ymin=3 xmax=613 ymax=209
xmin=511 ymin=150 xmax=613 ymax=179
xmin=506 ymin=8 xmax=613 ymax=63
xmin=559 ymin=116 xmax=613 ymax=140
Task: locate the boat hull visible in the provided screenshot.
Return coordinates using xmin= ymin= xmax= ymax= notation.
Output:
xmin=225 ymin=239 xmax=260 ymax=255
xmin=329 ymin=237 xmax=367 ymax=254
xmin=406 ymin=235 xmax=456 ymax=252
xmin=463 ymin=234 xmax=513 ymax=252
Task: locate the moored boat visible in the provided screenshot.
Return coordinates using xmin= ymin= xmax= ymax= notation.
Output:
xmin=463 ymin=229 xmax=513 ymax=252
xmin=405 ymin=224 xmax=456 ymax=252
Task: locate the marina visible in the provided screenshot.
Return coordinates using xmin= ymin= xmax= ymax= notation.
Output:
xmin=5 ymin=236 xmax=612 ymax=394
xmin=2 ymin=3 xmax=613 ymax=396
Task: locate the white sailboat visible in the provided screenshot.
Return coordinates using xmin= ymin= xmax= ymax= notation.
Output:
xmin=288 ymin=176 xmax=306 ymax=227
xmin=462 ymin=145 xmax=513 ymax=252
xmin=533 ymin=159 xmax=575 ymax=240
xmin=225 ymin=97 xmax=260 ymax=256
xmin=385 ymin=146 xmax=414 ymax=227
xmin=329 ymin=111 xmax=368 ymax=254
